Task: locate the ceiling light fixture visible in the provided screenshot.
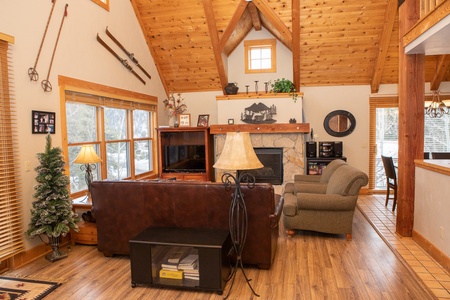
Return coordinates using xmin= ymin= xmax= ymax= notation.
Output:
xmin=425 ymin=90 xmax=449 ymax=118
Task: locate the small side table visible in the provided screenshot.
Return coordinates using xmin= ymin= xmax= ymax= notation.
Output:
xmin=130 ymin=227 xmax=231 ymax=295
xmin=71 ymin=198 xmax=97 ymax=245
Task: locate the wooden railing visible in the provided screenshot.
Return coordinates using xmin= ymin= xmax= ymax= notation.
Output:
xmin=420 ymin=0 xmax=446 ymax=18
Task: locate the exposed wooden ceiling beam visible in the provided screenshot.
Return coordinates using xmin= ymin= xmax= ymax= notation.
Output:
xmin=202 ymin=0 xmax=228 ymax=92
xmin=292 ymin=0 xmax=300 ymax=90
xmin=252 ymin=0 xmax=292 ymax=49
xmin=371 ymin=0 xmax=397 ymax=93
xmin=247 ymin=2 xmax=262 ymax=31
xmin=218 ymin=0 xmax=249 ymax=53
xmin=430 ymin=55 xmax=450 ymax=90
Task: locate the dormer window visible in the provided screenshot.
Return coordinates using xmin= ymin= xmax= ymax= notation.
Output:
xmin=244 ymin=39 xmax=276 ymax=73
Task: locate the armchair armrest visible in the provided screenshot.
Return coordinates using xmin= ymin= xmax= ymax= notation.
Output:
xmin=294 ymin=183 xmax=327 ymax=194
xmin=269 ymin=194 xmax=284 ymax=229
xmin=294 ymin=174 xmax=322 ymax=183
xmin=296 ymin=193 xmax=357 ymax=211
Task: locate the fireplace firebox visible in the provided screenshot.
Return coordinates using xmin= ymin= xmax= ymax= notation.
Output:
xmin=247 ymin=147 xmax=283 ymax=185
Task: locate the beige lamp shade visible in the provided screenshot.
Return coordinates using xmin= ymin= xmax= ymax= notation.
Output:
xmin=213 ymin=132 xmax=263 ymax=170
xmin=74 ymin=145 xmax=102 ymax=164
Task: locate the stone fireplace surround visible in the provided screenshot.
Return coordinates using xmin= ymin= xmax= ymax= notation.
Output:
xmin=210 ymin=124 xmax=310 ymax=194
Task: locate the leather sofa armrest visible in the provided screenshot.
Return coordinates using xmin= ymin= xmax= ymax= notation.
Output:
xmin=270 ymin=194 xmax=284 ymax=229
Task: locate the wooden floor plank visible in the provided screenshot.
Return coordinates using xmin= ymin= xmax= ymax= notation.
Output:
xmin=2 ymin=197 xmax=436 ymax=299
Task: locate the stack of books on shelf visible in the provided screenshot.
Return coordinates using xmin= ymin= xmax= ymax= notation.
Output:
xmin=158 ymin=248 xmax=199 ymax=281
xmin=178 ymin=253 xmax=199 ymax=281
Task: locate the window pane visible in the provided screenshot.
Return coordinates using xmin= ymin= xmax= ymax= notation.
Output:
xmin=66 ymin=103 xmax=97 ymax=143
xmin=135 ymin=140 xmax=152 ymax=175
xmin=261 ymin=48 xmax=271 ymax=59
xmin=106 ymin=142 xmax=130 ymax=180
xmin=250 ymin=48 xmax=261 ymax=59
xmin=133 ymin=110 xmax=150 ymax=138
xmin=251 ymin=60 xmax=261 ymax=69
xmin=105 ymin=107 xmax=127 ymax=140
xmin=261 ymin=58 xmax=271 ymax=69
xmin=69 ymin=145 xmax=101 ymax=194
xmin=424 ymin=115 xmax=450 ymax=153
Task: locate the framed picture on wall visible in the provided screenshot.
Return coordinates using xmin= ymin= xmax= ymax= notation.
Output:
xmin=197 ymin=114 xmax=209 ymax=127
xmin=32 ymin=110 xmax=55 ymax=134
xmin=178 ymin=114 xmax=191 ymax=127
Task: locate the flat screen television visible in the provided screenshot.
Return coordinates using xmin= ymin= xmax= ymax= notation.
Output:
xmin=163 ymin=145 xmax=206 ymax=173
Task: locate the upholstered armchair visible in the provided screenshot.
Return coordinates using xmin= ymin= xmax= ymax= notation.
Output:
xmin=284 ymin=159 xmax=347 ymax=194
xmin=282 ymin=164 xmax=368 ymax=240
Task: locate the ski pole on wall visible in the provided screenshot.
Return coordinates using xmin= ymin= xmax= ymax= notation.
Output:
xmin=105 ymin=26 xmax=151 ymax=80
xmin=41 ymin=4 xmax=68 ymax=92
xmin=28 ymin=0 xmax=57 ymax=82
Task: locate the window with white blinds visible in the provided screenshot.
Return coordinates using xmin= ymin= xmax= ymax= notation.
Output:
xmin=0 ymin=33 xmax=25 ymax=261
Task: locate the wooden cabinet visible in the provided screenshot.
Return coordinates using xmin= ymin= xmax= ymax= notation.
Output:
xmin=156 ymin=127 xmax=214 ymax=181
xmin=306 ymin=157 xmax=347 ymax=175
xmin=72 ymin=222 xmax=97 ymax=245
xmin=129 ymin=227 xmax=231 ymax=294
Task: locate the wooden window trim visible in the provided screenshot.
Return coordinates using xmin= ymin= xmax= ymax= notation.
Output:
xmin=244 ymin=39 xmax=276 ymax=74
xmin=91 ymin=0 xmax=110 ymax=11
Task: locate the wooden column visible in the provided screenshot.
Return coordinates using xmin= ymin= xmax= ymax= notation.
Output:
xmin=397 ymin=0 xmax=424 ymax=236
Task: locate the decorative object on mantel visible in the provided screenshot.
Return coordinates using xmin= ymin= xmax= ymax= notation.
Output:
xmin=105 ymin=26 xmax=151 ymax=80
xmin=425 ymin=90 xmax=449 ymax=118
xmin=254 ymin=80 xmax=259 ymax=94
xmin=28 ymin=0 xmax=57 ymax=82
xmin=224 ymin=82 xmax=239 ymax=95
xmin=26 ymin=134 xmax=80 ymax=262
xmin=245 ymin=85 xmax=249 ymax=94
xmin=41 ymin=4 xmax=68 ymax=92
xmin=289 ymin=118 xmax=297 ymax=123
xmin=241 ymin=102 xmax=277 ymax=124
xmin=264 ymin=82 xmax=269 ymax=93
xmin=163 ymin=93 xmax=187 ymax=127
xmin=270 ymin=78 xmax=298 ymax=102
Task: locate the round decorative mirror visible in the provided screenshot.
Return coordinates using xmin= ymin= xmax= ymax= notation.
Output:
xmin=323 ymin=110 xmax=356 ymax=137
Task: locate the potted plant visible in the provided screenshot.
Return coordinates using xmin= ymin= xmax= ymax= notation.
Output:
xmin=270 ymin=78 xmax=298 ymax=102
xmin=26 ymin=134 xmax=80 ymax=262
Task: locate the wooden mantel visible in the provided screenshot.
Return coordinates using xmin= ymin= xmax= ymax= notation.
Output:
xmin=209 ymin=123 xmax=310 ymax=134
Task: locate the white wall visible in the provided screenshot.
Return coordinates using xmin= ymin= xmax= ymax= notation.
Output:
xmin=1 ymin=0 xmax=166 ymax=250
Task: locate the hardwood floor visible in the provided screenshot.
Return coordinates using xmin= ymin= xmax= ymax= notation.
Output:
xmin=3 ymin=196 xmax=436 ymax=299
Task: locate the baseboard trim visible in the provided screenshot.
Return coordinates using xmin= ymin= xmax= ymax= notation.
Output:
xmin=8 ymin=235 xmax=71 ymax=269
xmin=412 ymin=229 xmax=450 ymax=273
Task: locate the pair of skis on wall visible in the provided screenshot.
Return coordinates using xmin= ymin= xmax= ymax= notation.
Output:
xmin=97 ymin=27 xmax=151 ymax=85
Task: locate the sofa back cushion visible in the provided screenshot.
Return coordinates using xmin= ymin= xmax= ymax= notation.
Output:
xmin=320 ymin=159 xmax=347 ymax=183
xmin=326 ymin=165 xmax=368 ymax=195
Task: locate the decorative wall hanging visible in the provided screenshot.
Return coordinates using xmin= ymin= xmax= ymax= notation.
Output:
xmin=41 ymin=4 xmax=68 ymax=92
xmin=32 ymin=110 xmax=56 ymax=134
xmin=97 ymin=34 xmax=146 ymax=85
xmin=28 ymin=0 xmax=57 ymax=82
xmin=105 ymin=27 xmax=151 ymax=80
xmin=241 ymin=102 xmax=277 ymax=124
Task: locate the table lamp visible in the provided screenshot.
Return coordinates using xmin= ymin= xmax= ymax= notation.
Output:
xmin=213 ymin=131 xmax=263 ymax=298
xmin=74 ymin=145 xmax=102 ymax=202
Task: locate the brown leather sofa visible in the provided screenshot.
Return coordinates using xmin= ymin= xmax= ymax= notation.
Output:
xmin=90 ymin=180 xmax=283 ymax=269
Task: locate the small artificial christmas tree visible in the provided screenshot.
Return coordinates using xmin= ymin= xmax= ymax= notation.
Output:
xmin=26 ymin=134 xmax=79 ymax=261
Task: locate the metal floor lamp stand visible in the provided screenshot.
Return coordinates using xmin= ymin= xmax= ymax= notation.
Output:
xmin=222 ymin=171 xmax=260 ymax=299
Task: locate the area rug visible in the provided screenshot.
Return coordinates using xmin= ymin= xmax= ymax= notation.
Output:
xmin=0 ymin=276 xmax=61 ymax=300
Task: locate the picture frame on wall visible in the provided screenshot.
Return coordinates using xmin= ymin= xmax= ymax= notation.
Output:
xmin=32 ymin=110 xmax=56 ymax=134
xmin=178 ymin=114 xmax=191 ymax=127
xmin=197 ymin=114 xmax=209 ymax=127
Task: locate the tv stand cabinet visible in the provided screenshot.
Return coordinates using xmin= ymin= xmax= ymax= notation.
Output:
xmin=156 ymin=127 xmax=214 ymax=181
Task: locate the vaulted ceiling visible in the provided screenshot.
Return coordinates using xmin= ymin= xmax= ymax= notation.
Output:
xmin=130 ymin=0 xmax=450 ymax=95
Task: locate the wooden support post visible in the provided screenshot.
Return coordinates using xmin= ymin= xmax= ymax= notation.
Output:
xmin=397 ymin=0 xmax=424 ymax=237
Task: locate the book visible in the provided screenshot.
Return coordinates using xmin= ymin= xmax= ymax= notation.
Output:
xmin=159 ymin=269 xmax=184 ymax=280
xmin=161 ymin=262 xmax=178 ymax=270
xmin=179 ymin=254 xmax=198 ymax=267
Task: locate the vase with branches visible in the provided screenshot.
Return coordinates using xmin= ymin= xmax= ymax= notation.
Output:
xmin=163 ymin=93 xmax=187 ymax=124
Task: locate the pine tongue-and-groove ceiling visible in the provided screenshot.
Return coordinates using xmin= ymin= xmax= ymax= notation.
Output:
xmin=130 ymin=0 xmax=450 ymax=95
